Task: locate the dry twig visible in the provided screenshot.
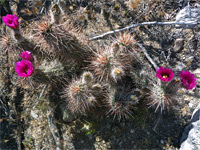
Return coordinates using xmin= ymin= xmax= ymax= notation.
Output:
xmin=33 ymin=84 xmax=48 ymax=109
xmin=89 ymin=21 xmax=199 ymax=40
xmin=136 ymin=43 xmax=158 ymax=71
xmin=48 ymin=109 xmax=62 ymax=150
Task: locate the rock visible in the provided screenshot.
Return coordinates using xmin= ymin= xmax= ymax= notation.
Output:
xmin=192 ymin=68 xmax=200 ymax=78
xmin=180 ymin=103 xmax=200 ymax=150
xmin=174 ymin=61 xmax=186 ymax=72
xmin=58 ymin=103 xmax=76 ymax=123
xmin=160 ymin=140 xmax=164 ymax=144
xmin=188 ymin=103 xmax=193 ymax=108
xmin=194 ymin=88 xmax=200 ymax=97
xmin=174 ymin=38 xmax=184 ymax=52
xmin=31 ymin=110 xmax=39 ymax=120
xmin=175 ymin=6 xmax=200 ymax=28
xmin=192 ymin=68 xmax=200 ymax=87
xmin=130 ymin=129 xmax=135 ymax=134
xmin=106 ymin=143 xmax=111 ymax=149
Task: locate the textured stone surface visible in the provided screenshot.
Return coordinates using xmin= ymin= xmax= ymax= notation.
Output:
xmin=176 ymin=6 xmax=200 ymax=28
xmin=58 ymin=103 xmax=76 ymax=123
xmin=180 ymin=103 xmax=200 ymax=150
xmin=174 ymin=38 xmax=184 ymax=52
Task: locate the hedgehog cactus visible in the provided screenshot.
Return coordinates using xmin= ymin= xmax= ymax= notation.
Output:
xmin=105 ymin=85 xmax=138 ymax=121
xmin=90 ymin=46 xmax=125 ymax=82
xmin=147 ymin=67 xmax=196 ymax=113
xmin=113 ymin=32 xmax=139 ymax=63
xmin=115 ymin=32 xmax=137 ymax=48
xmin=0 ymin=15 xmax=45 ymax=62
xmin=0 ymin=1 xmax=197 ymax=126
xmin=63 ymin=72 xmax=100 ymax=114
xmin=31 ymin=10 xmax=91 ymax=66
xmin=2 ymin=14 xmax=24 ymax=42
xmin=50 ymin=3 xmax=61 ymax=24
xmin=147 ymin=81 xmax=172 ymax=112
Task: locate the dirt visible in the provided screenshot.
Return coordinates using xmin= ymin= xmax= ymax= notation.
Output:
xmin=1 ymin=0 xmax=200 ymax=150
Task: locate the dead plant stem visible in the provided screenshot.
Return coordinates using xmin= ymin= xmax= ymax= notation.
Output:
xmin=89 ymin=21 xmax=199 ymax=40
xmin=136 ymin=43 xmax=158 ymax=71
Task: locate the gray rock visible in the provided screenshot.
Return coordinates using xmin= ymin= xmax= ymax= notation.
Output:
xmin=130 ymin=129 xmax=135 ymax=134
xmin=192 ymin=68 xmax=200 ymax=78
xmin=59 ymin=103 xmax=76 ymax=123
xmin=180 ymin=103 xmax=200 ymax=150
xmin=192 ymin=68 xmax=200 ymax=87
xmin=30 ymin=110 xmax=39 ymax=120
xmin=160 ymin=140 xmax=164 ymax=144
xmin=194 ymin=88 xmax=200 ymax=97
xmin=174 ymin=38 xmax=184 ymax=52
xmin=175 ymin=6 xmax=200 ymax=28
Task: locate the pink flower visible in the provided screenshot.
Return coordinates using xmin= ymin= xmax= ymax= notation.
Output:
xmin=2 ymin=14 xmax=19 ymax=29
xmin=21 ymin=51 xmax=34 ymax=61
xmin=15 ymin=60 xmax=34 ymax=77
xmin=156 ymin=66 xmax=174 ymax=82
xmin=180 ymin=70 xmax=197 ymax=90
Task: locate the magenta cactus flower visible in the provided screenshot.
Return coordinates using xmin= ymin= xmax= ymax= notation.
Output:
xmin=15 ymin=60 xmax=34 ymax=77
xmin=2 ymin=14 xmax=19 ymax=29
xmin=156 ymin=66 xmax=174 ymax=82
xmin=180 ymin=70 xmax=197 ymax=90
xmin=21 ymin=51 xmax=34 ymax=62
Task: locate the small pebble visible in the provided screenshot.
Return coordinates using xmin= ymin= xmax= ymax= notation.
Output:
xmin=174 ymin=38 xmax=184 ymax=52
xmin=194 ymin=88 xmax=200 ymax=97
xmin=31 ymin=110 xmax=39 ymax=120
xmin=106 ymin=144 xmax=111 ymax=148
xmin=189 ymin=103 xmax=193 ymax=108
xmin=160 ymin=140 xmax=164 ymax=144
xmin=130 ymin=129 xmax=135 ymax=134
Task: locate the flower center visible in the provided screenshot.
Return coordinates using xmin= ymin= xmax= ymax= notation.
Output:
xmin=24 ymin=66 xmax=29 ymax=74
xmin=8 ymin=19 xmax=12 ymax=24
xmin=162 ymin=74 xmax=169 ymax=78
xmin=186 ymin=80 xmax=192 ymax=84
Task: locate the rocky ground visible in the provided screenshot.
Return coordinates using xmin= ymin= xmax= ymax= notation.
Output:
xmin=1 ymin=0 xmax=200 ymax=149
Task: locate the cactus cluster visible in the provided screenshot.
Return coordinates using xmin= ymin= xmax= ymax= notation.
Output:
xmin=0 ymin=3 xmax=197 ymax=122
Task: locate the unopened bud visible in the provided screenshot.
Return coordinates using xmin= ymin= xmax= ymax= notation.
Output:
xmin=111 ymin=67 xmax=124 ymax=82
xmin=82 ymin=72 xmax=94 ymax=84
